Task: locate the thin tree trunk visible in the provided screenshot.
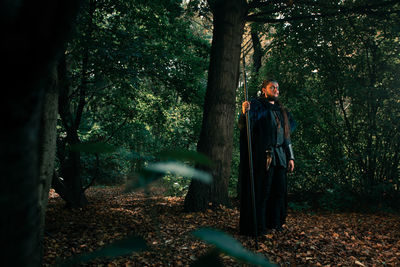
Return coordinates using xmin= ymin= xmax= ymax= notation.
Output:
xmin=55 ymin=54 xmax=88 ymax=208
xmin=184 ymin=0 xmax=247 ymax=211
xmin=251 ymin=24 xmax=262 ymax=75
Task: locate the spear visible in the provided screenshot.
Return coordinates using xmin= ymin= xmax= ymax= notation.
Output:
xmin=242 ymin=51 xmax=258 ymax=250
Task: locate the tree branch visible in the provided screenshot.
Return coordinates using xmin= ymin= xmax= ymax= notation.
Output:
xmin=246 ymin=0 xmax=400 ymax=23
xmin=247 ymin=5 xmax=292 ymax=18
xmin=248 ymin=0 xmax=282 ymax=10
xmin=105 ymin=114 xmax=131 ymax=143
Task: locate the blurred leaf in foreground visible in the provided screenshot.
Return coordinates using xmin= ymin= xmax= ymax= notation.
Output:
xmin=192 ymin=228 xmax=276 ymax=267
xmin=61 ymin=236 xmax=147 ymax=266
xmin=190 ymin=248 xmax=224 ymax=267
xmin=146 ymin=161 xmax=212 ymax=183
xmin=156 ymin=149 xmax=214 ymax=167
xmin=125 ymin=160 xmax=212 ymax=192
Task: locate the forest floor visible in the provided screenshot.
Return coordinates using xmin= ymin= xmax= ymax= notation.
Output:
xmin=43 ymin=186 xmax=400 ymax=267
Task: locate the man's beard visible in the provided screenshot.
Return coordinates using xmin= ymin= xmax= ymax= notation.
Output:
xmin=266 ymin=95 xmax=278 ymax=102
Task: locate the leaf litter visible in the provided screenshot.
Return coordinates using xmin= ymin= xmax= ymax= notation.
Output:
xmin=44 ymin=186 xmax=400 ymax=266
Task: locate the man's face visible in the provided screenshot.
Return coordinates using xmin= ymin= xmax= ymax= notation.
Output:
xmin=262 ymin=82 xmax=279 ymax=99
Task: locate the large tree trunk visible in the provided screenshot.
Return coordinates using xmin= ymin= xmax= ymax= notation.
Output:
xmin=0 ymin=1 xmax=81 ymax=265
xmin=1 ymin=70 xmax=44 ymax=267
xmin=37 ymin=63 xmax=59 ymax=259
xmin=184 ymin=0 xmax=247 ymax=211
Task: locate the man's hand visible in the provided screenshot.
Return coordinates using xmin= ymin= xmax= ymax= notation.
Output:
xmin=242 ymin=101 xmax=250 ymax=114
xmin=287 ymin=159 xmax=294 ymax=173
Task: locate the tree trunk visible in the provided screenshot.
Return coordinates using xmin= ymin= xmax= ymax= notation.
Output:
xmin=52 ymin=1 xmax=96 ymax=208
xmin=37 ymin=63 xmax=59 ymax=259
xmin=184 ymin=0 xmax=247 ymax=211
xmin=1 ymin=75 xmax=44 ymax=267
xmin=251 ymin=24 xmax=262 ymax=75
xmin=0 ymin=1 xmax=81 ymax=265
xmin=54 ymin=54 xmax=88 ymax=208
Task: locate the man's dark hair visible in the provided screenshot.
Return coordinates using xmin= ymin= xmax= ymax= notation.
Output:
xmin=261 ymin=79 xmax=278 ymax=89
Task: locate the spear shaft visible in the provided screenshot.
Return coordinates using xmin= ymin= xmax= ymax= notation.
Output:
xmin=242 ymin=51 xmax=259 ymax=250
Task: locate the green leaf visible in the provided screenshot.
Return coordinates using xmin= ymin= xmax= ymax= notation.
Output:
xmin=124 ymin=160 xmax=212 ymax=192
xmin=156 ymin=149 xmax=214 ymax=167
xmin=192 ymin=228 xmax=276 ymax=267
xmin=146 ymin=161 xmax=212 ymax=183
xmin=61 ymin=236 xmax=147 ymax=266
xmin=70 ymin=142 xmax=116 ymax=154
xmin=125 ymin=168 xmax=164 ymax=192
xmin=190 ymin=248 xmax=224 ymax=267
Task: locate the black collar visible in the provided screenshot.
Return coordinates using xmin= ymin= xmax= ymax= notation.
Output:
xmin=258 ymin=97 xmax=280 ymax=111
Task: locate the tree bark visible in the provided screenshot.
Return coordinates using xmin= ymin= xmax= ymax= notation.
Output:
xmin=54 ymin=54 xmax=88 ymax=208
xmin=251 ymin=24 xmax=262 ymax=75
xmin=0 ymin=1 xmax=81 ymax=265
xmin=52 ymin=1 xmax=97 ymax=208
xmin=1 ymin=72 xmax=44 ymax=267
xmin=184 ymin=0 xmax=247 ymax=211
xmin=37 ymin=63 xmax=59 ymax=260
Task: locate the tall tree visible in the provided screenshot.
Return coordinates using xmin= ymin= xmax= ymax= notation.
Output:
xmin=184 ymin=0 xmax=248 ymax=211
xmin=53 ymin=53 xmax=89 ymax=207
xmin=0 ymin=1 xmax=81 ymax=266
xmin=51 ymin=0 xmax=97 ymax=208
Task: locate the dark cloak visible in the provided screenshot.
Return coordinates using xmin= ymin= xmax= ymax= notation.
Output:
xmin=238 ymin=97 xmax=296 ymax=236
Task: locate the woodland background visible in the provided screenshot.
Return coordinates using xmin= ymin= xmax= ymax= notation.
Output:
xmin=1 ymin=0 xmax=399 ymax=266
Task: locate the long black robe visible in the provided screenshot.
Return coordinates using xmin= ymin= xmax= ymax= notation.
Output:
xmin=238 ymin=97 xmax=295 ymax=236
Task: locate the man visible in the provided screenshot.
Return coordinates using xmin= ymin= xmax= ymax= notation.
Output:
xmin=238 ymin=79 xmax=295 ymax=236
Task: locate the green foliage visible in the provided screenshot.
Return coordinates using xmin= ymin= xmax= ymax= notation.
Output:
xmin=61 ymin=236 xmax=147 ymax=266
xmin=288 ymin=201 xmax=311 ymax=212
xmin=192 ymin=228 xmax=276 ymax=267
xmin=57 ymin=0 xmax=210 ymax=189
xmin=125 ymin=150 xmax=212 ymax=192
xmin=161 ymin=174 xmax=191 ymax=196
xmin=156 ymin=149 xmax=214 ymax=167
xmin=69 ymin=142 xmax=116 ymax=154
xmin=146 ymin=161 xmax=212 ymax=183
xmin=247 ymin=0 xmax=400 ymax=211
xmin=318 ymin=186 xmax=357 ymax=212
xmin=154 ymin=149 xmax=215 ymax=195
